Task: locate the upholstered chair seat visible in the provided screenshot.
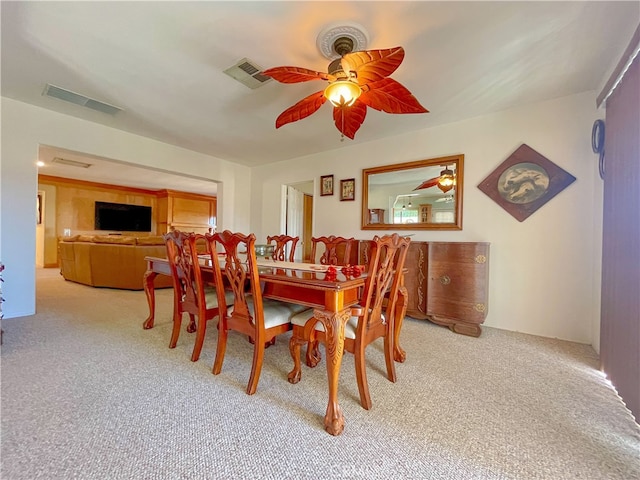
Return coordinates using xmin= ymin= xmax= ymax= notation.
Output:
xmin=290 ymin=308 xmax=385 ymax=340
xmin=228 ymin=297 xmax=308 ymax=329
xmin=204 ymin=287 xmax=234 ymax=309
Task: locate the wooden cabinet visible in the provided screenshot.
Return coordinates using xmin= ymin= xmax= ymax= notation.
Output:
xmin=157 ymin=190 xmax=217 ymax=234
xmin=368 ymin=209 xmax=384 ymax=224
xmin=358 ymin=240 xmax=489 ymax=337
xmin=423 ymin=242 xmax=489 ymax=336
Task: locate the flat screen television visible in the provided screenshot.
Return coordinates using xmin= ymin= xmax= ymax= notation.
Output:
xmin=94 ymin=201 xmax=152 ymax=232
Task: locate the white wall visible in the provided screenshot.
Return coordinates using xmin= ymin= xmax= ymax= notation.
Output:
xmin=1 ymin=93 xmax=605 ymax=346
xmin=0 ymin=98 xmax=251 ymax=318
xmin=251 ymin=91 xmax=604 ymax=345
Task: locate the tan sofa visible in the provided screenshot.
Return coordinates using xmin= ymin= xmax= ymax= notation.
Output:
xmin=59 ymin=235 xmax=173 ymax=290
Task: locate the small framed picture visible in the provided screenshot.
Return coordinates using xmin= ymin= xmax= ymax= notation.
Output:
xmin=340 ymin=178 xmax=355 ymax=201
xmin=320 ymin=175 xmax=334 ymax=196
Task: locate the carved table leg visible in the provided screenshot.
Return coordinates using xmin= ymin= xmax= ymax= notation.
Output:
xmin=142 ymin=269 xmax=158 ymax=329
xmin=394 ymin=285 xmax=408 ymax=363
xmin=314 ymin=307 xmax=351 ymax=436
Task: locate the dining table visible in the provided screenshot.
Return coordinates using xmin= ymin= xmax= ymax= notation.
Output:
xmin=141 ymin=255 xmax=408 ymax=436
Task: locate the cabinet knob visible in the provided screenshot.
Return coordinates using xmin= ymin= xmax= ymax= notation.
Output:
xmin=439 ymin=274 xmax=451 ymax=286
xmin=475 ymin=255 xmax=487 ymax=264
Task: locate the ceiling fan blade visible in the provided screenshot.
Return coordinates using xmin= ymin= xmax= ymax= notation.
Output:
xmin=341 ymin=47 xmax=405 ymax=85
xmin=360 ymin=78 xmax=428 ymax=114
xmin=275 ymin=91 xmax=327 ymax=128
xmin=262 ymin=66 xmax=335 ymax=84
xmin=333 ymin=101 xmax=367 ymax=139
xmin=413 ymin=176 xmax=440 ymax=190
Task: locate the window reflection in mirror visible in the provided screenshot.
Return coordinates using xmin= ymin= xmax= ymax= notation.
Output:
xmin=361 ymin=155 xmax=464 ymax=230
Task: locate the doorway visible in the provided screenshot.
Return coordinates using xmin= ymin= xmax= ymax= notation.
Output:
xmin=284 ymin=181 xmax=313 ymax=262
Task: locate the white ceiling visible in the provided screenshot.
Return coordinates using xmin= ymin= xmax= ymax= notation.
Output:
xmin=2 ymin=1 xmax=638 ymax=194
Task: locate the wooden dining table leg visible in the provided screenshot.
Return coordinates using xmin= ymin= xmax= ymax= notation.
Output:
xmin=313 ymin=307 xmax=351 ymax=436
xmin=142 ymin=268 xmax=158 ymax=330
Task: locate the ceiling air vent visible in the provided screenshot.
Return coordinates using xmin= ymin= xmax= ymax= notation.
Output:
xmin=223 ymin=58 xmax=272 ymax=89
xmin=51 ymin=157 xmax=92 ymax=168
xmin=43 ymin=84 xmax=123 ymax=115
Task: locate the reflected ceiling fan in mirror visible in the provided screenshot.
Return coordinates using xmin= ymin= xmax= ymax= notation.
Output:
xmin=413 ymin=164 xmax=457 ymax=193
xmin=261 ymin=23 xmax=428 ymax=140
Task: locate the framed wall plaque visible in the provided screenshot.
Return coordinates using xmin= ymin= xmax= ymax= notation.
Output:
xmin=478 ymin=144 xmax=576 ymax=222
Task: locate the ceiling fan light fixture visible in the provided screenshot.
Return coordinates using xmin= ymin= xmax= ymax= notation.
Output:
xmin=324 ymin=80 xmax=362 ymax=108
xmin=264 ymin=22 xmax=428 ymax=139
xmin=437 ymin=168 xmax=455 ymax=193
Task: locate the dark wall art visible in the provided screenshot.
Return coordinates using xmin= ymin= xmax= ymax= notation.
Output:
xmin=340 ymin=178 xmax=355 ymax=201
xmin=320 ymin=174 xmax=334 ymax=196
xmin=478 ymin=144 xmax=576 ymax=222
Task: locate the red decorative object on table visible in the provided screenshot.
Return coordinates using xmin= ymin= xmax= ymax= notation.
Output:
xmin=324 ymin=265 xmax=338 ymax=281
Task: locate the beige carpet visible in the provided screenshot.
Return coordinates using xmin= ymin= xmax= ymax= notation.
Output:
xmin=1 ymin=268 xmax=639 ymax=479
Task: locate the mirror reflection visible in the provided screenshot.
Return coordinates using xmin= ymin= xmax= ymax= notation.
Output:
xmin=361 ymin=155 xmax=464 ymax=230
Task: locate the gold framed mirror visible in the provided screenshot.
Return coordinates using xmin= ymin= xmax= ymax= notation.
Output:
xmin=361 ymin=154 xmax=464 ymax=230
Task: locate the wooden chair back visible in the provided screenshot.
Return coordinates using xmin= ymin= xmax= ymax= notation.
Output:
xmin=288 ymin=233 xmax=411 ymax=410
xmin=208 ymin=230 xmax=262 ymax=331
xmin=266 ymin=234 xmax=299 ymax=262
xmin=310 ymin=235 xmax=355 ymax=265
xmin=163 ymin=230 xmax=216 ymax=361
xmin=164 ymin=230 xmax=201 ymax=305
xmin=357 ymin=233 xmax=411 ymax=344
xmin=205 ymin=230 xmax=305 ymax=395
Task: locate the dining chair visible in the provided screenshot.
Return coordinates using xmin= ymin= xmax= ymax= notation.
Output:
xmin=266 ymin=234 xmax=299 ymax=262
xmin=302 ymin=235 xmax=357 ymax=365
xmin=310 ymin=235 xmax=356 ymax=265
xmin=163 ymin=230 xmax=229 ymax=362
xmin=288 ymin=233 xmax=411 ymax=410
xmin=205 ymin=230 xmax=309 ymax=395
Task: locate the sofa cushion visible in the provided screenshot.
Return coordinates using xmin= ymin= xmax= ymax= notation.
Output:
xmin=61 ymin=235 xmax=80 ymax=242
xmin=136 ymin=236 xmax=165 ymax=246
xmin=92 ymin=235 xmax=137 ymax=245
xmin=76 ymin=235 xmax=96 ymax=243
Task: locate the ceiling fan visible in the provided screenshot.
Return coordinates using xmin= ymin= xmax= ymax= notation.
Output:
xmin=413 ymin=165 xmax=457 ymax=193
xmin=261 ymin=23 xmax=428 ymax=140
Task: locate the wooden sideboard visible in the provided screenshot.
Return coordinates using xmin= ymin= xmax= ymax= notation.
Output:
xmin=359 ymin=240 xmax=489 ymax=337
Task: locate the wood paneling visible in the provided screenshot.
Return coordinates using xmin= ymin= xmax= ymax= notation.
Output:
xmin=38 ymin=175 xmax=159 ymax=237
xmin=37 ymin=176 xmax=217 ymax=264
